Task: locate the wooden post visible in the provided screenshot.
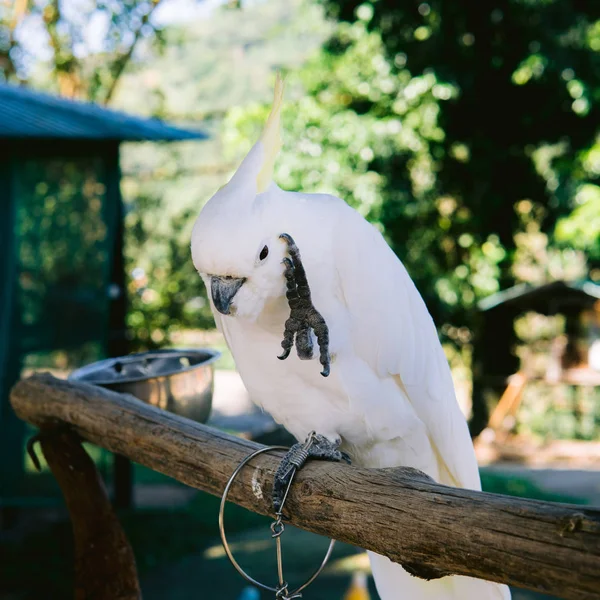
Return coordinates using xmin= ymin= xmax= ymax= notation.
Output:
xmin=0 ymin=147 xmax=25 ymax=520
xmin=105 ymin=142 xmax=134 ymax=511
xmin=10 ymin=373 xmax=600 ymax=600
xmin=32 ymin=427 xmax=141 ymax=599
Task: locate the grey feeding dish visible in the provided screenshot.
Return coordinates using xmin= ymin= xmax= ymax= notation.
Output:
xmin=69 ymin=348 xmax=221 ymax=424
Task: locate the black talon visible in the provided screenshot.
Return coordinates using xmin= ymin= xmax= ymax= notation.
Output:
xmin=277 ymin=348 xmax=291 ymax=360
xmin=272 ymin=433 xmax=351 ymax=513
xmin=277 ymin=234 xmax=331 ymax=376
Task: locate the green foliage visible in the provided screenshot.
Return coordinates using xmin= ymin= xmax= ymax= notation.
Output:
xmin=13 ymin=157 xmax=116 ymax=359
xmin=124 ymin=194 xmax=215 ymax=350
xmin=518 ymin=383 xmax=600 ymax=441
xmin=224 ymin=20 xmax=506 ymax=332
xmin=555 ymin=184 xmax=600 ymax=260
xmin=225 ymin=0 xmax=599 ymax=336
xmin=0 ymin=0 xmax=166 ymax=103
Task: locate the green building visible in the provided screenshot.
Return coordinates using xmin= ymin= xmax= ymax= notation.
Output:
xmin=0 ymin=84 xmax=206 ymax=510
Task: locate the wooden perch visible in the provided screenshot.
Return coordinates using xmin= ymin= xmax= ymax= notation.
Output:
xmin=32 ymin=428 xmax=141 ymax=600
xmin=11 ymin=373 xmax=600 ymax=600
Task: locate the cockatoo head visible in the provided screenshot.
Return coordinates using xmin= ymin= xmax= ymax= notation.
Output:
xmin=191 ymin=74 xmax=289 ymax=321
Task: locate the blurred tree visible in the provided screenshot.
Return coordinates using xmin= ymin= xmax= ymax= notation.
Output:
xmin=0 ymin=0 xmax=166 ymax=102
xmin=555 ymin=184 xmax=600 ymax=264
xmin=224 ymin=0 xmax=599 ymax=430
xmin=0 ymin=0 xmax=27 ymax=80
xmin=224 ymin=20 xmax=507 ymax=335
xmin=319 ymin=0 xmax=600 ymax=432
xmin=319 ymin=0 xmax=599 ymax=315
xmin=123 ymin=189 xmax=215 ymax=349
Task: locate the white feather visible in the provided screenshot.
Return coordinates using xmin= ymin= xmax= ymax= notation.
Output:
xmin=331 ymin=205 xmax=481 ymax=490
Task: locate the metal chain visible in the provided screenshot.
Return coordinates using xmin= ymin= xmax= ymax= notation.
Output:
xmin=271 ymin=432 xmax=315 ymax=600
xmin=218 ymin=434 xmax=335 ymax=600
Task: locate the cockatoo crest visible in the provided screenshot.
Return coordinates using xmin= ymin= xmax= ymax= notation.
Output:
xmin=256 ymin=71 xmax=284 ymax=193
xmin=200 ymin=71 xmax=285 ymax=210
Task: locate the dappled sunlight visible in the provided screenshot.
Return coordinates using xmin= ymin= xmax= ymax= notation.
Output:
xmin=324 ymin=551 xmax=372 ymax=575
xmin=203 ymin=538 xmax=272 ymax=560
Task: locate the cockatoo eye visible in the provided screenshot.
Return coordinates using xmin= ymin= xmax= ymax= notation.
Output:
xmin=259 ymin=245 xmax=269 ymax=261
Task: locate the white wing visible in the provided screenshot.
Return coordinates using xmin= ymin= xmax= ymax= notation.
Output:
xmin=333 ymin=205 xmax=481 ymax=490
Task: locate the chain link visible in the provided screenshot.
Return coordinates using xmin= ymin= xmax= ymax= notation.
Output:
xmin=218 ymin=434 xmax=335 ymax=600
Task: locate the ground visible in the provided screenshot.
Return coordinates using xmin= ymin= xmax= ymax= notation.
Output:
xmin=139 ymin=523 xmax=563 ymax=600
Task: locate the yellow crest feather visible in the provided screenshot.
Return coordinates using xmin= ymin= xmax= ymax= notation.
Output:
xmin=256 ymin=71 xmax=284 ymax=193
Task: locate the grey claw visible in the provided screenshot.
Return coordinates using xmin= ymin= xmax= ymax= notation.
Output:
xmin=295 ymin=326 xmax=314 ymax=360
xmin=272 ymin=433 xmax=350 ymax=513
xmin=278 ymin=233 xmax=331 ymax=376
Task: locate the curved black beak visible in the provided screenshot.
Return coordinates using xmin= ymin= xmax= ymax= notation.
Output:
xmin=210 ymin=276 xmax=246 ymax=315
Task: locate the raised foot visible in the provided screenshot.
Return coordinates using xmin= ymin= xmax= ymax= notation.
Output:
xmin=277 ymin=233 xmax=331 ymax=377
xmin=272 ymin=432 xmax=351 ymax=513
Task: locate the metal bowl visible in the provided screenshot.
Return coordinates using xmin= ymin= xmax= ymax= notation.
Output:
xmin=69 ymin=348 xmax=221 ymax=424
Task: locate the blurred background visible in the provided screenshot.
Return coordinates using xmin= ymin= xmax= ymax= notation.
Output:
xmin=0 ymin=0 xmax=599 ymax=598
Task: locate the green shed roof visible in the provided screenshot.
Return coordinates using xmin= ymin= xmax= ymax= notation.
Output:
xmin=478 ymin=280 xmax=600 ymax=314
xmin=0 ymin=84 xmax=207 ymax=142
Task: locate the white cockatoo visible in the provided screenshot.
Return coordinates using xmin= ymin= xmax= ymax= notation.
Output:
xmin=191 ymin=74 xmax=511 ymax=600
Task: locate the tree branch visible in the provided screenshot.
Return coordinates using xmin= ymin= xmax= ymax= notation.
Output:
xmin=102 ymin=0 xmax=163 ymax=105
xmin=10 ymin=373 xmax=600 ymax=600
xmin=43 ymin=0 xmax=82 ymax=98
xmin=0 ymin=0 xmax=30 ymax=80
